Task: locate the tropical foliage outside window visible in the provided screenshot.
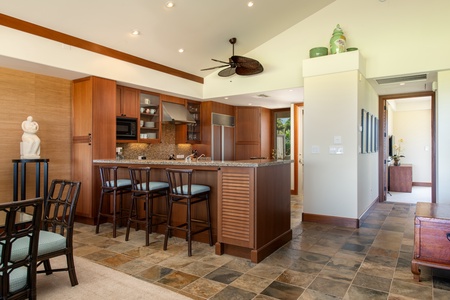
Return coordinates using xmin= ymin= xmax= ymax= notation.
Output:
xmin=276 ymin=116 xmax=291 ymax=159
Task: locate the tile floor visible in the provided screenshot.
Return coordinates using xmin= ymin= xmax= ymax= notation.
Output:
xmin=72 ymin=196 xmax=450 ymax=299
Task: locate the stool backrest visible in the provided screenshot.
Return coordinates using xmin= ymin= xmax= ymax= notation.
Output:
xmin=129 ymin=167 xmax=152 ymax=192
xmin=99 ymin=166 xmax=120 ymax=189
xmin=165 ymin=168 xmax=193 ymax=196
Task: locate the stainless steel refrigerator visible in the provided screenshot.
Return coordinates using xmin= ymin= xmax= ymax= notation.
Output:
xmin=211 ymin=113 xmax=235 ymax=161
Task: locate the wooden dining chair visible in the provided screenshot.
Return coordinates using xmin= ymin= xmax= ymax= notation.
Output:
xmin=37 ymin=179 xmax=81 ymax=286
xmin=0 ymin=198 xmax=43 ymax=300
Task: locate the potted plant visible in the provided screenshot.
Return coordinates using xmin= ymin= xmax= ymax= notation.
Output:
xmin=392 ymin=138 xmax=405 ymax=166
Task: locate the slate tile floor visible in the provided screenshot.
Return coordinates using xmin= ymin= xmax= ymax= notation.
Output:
xmin=72 ymin=197 xmax=450 ymax=299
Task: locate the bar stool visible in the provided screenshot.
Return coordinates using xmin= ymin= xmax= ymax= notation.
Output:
xmin=96 ymin=166 xmax=132 ymax=238
xmin=126 ymin=167 xmax=169 ymax=246
xmin=164 ymin=168 xmax=213 ymax=256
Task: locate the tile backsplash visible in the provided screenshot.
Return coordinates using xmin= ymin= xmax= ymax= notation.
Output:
xmin=117 ymin=123 xmax=192 ymax=160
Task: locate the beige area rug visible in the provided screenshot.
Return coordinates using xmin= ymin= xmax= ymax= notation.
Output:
xmin=36 ymin=256 xmax=190 ymax=300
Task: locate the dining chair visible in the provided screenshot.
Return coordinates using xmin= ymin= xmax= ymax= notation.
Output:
xmin=37 ymin=179 xmax=81 ymax=286
xmin=0 ymin=197 xmax=43 ymax=300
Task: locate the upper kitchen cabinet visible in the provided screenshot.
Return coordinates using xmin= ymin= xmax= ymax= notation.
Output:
xmin=72 ymin=76 xmax=116 ymax=224
xmin=175 ymin=100 xmax=201 ymax=144
xmin=139 ymin=92 xmax=161 ymax=142
xmin=235 ymin=106 xmax=271 ymax=160
xmin=116 ymin=85 xmax=139 ymax=118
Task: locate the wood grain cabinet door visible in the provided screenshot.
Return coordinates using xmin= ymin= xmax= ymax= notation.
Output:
xmin=217 ymin=167 xmax=255 ymax=248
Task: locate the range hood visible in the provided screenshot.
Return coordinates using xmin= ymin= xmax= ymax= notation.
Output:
xmin=162 ymin=102 xmax=196 ymax=124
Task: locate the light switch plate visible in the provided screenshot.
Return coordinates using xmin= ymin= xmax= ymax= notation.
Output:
xmin=334 ymin=135 xmax=342 ymax=144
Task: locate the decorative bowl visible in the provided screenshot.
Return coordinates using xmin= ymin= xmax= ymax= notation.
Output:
xmin=309 ymin=47 xmax=328 ymax=58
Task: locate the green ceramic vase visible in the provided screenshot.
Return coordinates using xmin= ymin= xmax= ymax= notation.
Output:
xmin=330 ymin=24 xmax=346 ymax=54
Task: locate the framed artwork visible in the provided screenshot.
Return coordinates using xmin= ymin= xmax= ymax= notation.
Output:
xmin=366 ymin=111 xmax=371 ymax=153
xmin=374 ymin=117 xmax=378 ymax=152
xmin=361 ymin=109 xmax=366 ymax=154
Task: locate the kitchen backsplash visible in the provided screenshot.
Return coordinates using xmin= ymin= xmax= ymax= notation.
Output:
xmin=117 ymin=123 xmax=193 ymax=160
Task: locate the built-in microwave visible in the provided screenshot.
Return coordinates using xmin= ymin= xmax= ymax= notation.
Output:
xmin=116 ymin=117 xmax=137 ymax=140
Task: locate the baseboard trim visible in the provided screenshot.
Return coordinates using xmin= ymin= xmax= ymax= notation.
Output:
xmin=302 ymin=213 xmax=359 ymax=228
xmin=413 ymin=182 xmax=432 ymax=187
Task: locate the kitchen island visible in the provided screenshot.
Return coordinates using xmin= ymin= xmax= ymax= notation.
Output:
xmin=92 ymin=159 xmax=292 ymax=263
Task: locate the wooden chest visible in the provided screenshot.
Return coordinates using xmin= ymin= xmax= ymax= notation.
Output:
xmin=412 ymin=202 xmax=450 ymax=281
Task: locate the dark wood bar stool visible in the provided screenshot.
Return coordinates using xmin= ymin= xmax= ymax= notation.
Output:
xmin=164 ymin=168 xmax=213 ymax=256
xmin=126 ymin=167 xmax=169 ymax=246
xmin=96 ymin=166 xmax=132 ymax=238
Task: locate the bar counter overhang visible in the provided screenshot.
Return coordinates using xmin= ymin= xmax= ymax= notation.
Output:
xmin=92 ymin=159 xmax=292 ymax=263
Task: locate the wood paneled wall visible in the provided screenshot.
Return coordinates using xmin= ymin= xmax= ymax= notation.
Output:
xmin=0 ymin=67 xmax=72 ymax=203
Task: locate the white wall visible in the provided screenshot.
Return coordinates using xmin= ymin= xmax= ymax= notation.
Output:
xmin=204 ymin=0 xmax=450 ymax=99
xmin=437 ymin=70 xmax=450 ymax=204
xmin=357 ymin=75 xmax=379 ymax=217
xmin=391 ymin=109 xmax=432 ymax=183
xmin=303 ymin=50 xmax=378 ymax=220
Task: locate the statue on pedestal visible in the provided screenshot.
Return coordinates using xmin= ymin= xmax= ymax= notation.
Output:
xmin=20 ymin=116 xmax=41 ymax=159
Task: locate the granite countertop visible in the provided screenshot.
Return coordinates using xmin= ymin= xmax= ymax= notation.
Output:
xmin=93 ymin=158 xmax=292 ymax=168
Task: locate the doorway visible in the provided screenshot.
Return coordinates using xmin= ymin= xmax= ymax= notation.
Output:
xmin=378 ymin=91 xmax=436 ymax=203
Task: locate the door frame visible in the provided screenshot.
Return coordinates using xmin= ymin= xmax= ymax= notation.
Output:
xmin=378 ymin=91 xmax=436 ymax=202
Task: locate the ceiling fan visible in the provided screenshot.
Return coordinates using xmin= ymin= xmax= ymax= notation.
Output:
xmin=201 ymin=37 xmax=264 ymax=77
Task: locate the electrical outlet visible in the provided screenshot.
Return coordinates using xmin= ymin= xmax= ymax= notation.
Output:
xmin=176 ymin=154 xmax=184 ymax=159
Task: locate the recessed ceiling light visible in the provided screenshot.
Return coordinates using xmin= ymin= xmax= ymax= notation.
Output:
xmin=166 ymin=2 xmax=174 ymax=8
xmin=248 ymin=2 xmax=254 ymax=7
xmin=178 ymin=48 xmax=184 ymax=53
xmin=131 ymin=30 xmax=140 ymax=36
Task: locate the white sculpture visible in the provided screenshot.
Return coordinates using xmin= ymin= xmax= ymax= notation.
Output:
xmin=20 ymin=116 xmax=41 ymax=159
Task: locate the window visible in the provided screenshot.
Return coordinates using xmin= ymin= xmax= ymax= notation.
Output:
xmin=274 ymin=110 xmax=291 ymax=160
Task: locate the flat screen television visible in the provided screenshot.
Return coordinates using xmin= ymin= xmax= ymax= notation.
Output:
xmin=389 ymin=135 xmax=394 ymax=157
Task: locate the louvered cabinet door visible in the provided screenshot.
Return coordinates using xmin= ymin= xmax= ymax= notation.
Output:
xmin=217 ymin=167 xmax=255 ymax=248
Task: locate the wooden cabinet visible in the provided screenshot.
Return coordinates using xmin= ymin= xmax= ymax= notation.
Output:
xmin=389 ymin=164 xmax=412 ymax=192
xmin=72 ymin=76 xmax=116 ymax=224
xmin=139 ymin=92 xmax=161 ymax=142
xmin=116 ymin=86 xmax=139 ymax=118
xmin=176 ymin=100 xmax=201 ymax=144
xmin=412 ymin=202 xmax=450 ymax=281
xmin=198 ymin=101 xmax=236 ymax=159
xmin=216 ymin=163 xmax=292 ymax=263
xmin=235 ymin=106 xmax=271 ymax=160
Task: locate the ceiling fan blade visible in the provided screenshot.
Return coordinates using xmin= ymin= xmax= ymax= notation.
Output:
xmin=218 ymin=67 xmax=236 ymax=77
xmin=231 ymin=56 xmax=262 ymax=69
xmin=201 ymin=65 xmax=230 ymax=71
xmin=235 ymin=64 xmax=264 ymax=76
xmin=211 ymin=58 xmax=230 ymax=65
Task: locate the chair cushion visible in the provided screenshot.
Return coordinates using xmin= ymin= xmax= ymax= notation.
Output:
xmin=174 ymin=184 xmax=210 ymax=195
xmin=37 ymin=231 xmax=67 ymax=256
xmin=0 ymin=236 xmax=31 ymax=261
xmin=136 ymin=181 xmax=169 ymax=191
xmin=106 ymin=179 xmax=132 ymax=188
xmin=8 ymin=266 xmax=28 ymax=293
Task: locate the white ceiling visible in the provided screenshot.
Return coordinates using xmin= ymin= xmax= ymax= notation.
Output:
xmin=0 ymin=0 xmax=436 ymax=107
